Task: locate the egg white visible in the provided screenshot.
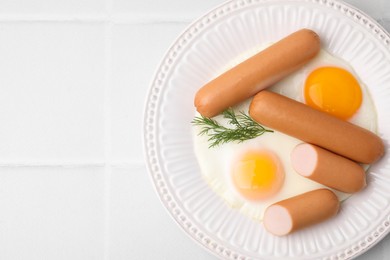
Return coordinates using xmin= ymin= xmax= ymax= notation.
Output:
xmin=270 ymin=49 xmax=377 ymax=133
xmin=193 ymin=48 xmax=377 ymax=221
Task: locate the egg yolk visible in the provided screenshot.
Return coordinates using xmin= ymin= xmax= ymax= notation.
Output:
xmin=304 ymin=67 xmax=362 ymax=120
xmin=232 ymin=151 xmax=284 ymax=201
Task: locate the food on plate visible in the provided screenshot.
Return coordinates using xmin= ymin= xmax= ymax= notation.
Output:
xmin=249 ymin=90 xmax=384 ymax=164
xmin=269 ymin=49 xmax=376 ymax=131
xmin=192 ymin=108 xmax=273 ymax=148
xmin=194 ymin=28 xmax=320 ymax=118
xmin=192 ymin=99 xmax=350 ymax=221
xmin=232 ymin=150 xmax=284 ymax=200
xmin=195 ymin=49 xmax=376 ymax=148
xmin=192 ymin=28 xmax=384 ymax=235
xmin=291 ymin=143 xmax=366 ymax=193
xmin=263 ymin=189 xmax=340 ymax=236
xmin=304 ymin=67 xmax=362 ymax=120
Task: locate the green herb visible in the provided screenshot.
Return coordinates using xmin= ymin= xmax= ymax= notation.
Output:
xmin=192 ymin=108 xmax=273 ymax=148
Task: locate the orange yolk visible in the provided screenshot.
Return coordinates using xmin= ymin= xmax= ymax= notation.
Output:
xmin=304 ymin=67 xmax=362 ymax=120
xmin=232 ymin=151 xmax=284 ymax=201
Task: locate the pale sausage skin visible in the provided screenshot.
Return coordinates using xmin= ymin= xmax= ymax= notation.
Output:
xmin=263 ymin=189 xmax=339 ymax=236
xmin=249 ymin=91 xmax=385 ymax=164
xmin=291 ymin=143 xmax=366 ymax=193
xmin=194 ymin=29 xmax=321 ymax=118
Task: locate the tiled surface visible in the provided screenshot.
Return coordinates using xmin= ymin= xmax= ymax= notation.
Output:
xmin=0 ymin=166 xmax=105 ymax=260
xmin=0 ymin=0 xmax=106 ymax=14
xmin=112 ymin=0 xmax=223 ymax=19
xmin=0 ymin=0 xmax=388 ymax=259
xmin=0 ymin=23 xmax=105 ymax=164
xmin=110 ymin=23 xmax=187 ymax=163
xmin=108 ymin=166 xmax=213 ymax=259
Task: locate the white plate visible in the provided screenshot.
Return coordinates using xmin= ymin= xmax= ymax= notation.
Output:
xmin=143 ymin=0 xmax=390 ymax=259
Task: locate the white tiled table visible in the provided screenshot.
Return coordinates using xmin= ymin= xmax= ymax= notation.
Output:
xmin=0 ymin=0 xmax=388 ymax=259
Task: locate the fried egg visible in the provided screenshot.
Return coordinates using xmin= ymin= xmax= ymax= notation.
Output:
xmin=193 ymin=49 xmax=377 ymax=221
xmin=271 ymin=50 xmax=377 ymax=132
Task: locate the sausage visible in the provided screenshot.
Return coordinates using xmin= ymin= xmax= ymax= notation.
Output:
xmin=291 ymin=143 xmax=366 ymax=193
xmin=194 ymin=29 xmax=321 ymax=118
xmin=249 ymin=91 xmax=385 ymax=164
xmin=263 ymin=189 xmax=339 ymax=236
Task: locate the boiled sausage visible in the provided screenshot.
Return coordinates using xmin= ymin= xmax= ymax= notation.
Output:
xmin=249 ymin=91 xmax=384 ymax=164
xmin=291 ymin=143 xmax=366 ymax=193
xmin=195 ymin=29 xmax=321 ymax=117
xmin=263 ymin=189 xmax=339 ymax=236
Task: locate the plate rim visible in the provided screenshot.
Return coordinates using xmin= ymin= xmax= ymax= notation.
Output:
xmin=143 ymin=0 xmax=390 ymax=259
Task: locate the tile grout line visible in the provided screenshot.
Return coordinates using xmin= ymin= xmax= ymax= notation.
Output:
xmin=0 ymin=162 xmax=106 ymax=167
xmin=0 ymin=13 xmax=193 ymax=24
xmin=0 ymin=162 xmax=145 ymax=167
xmin=103 ymin=7 xmax=113 ymax=260
xmin=0 ymin=161 xmax=146 ymax=168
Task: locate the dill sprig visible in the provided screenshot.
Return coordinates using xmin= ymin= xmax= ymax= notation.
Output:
xmin=191 ymin=108 xmax=273 ymax=148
